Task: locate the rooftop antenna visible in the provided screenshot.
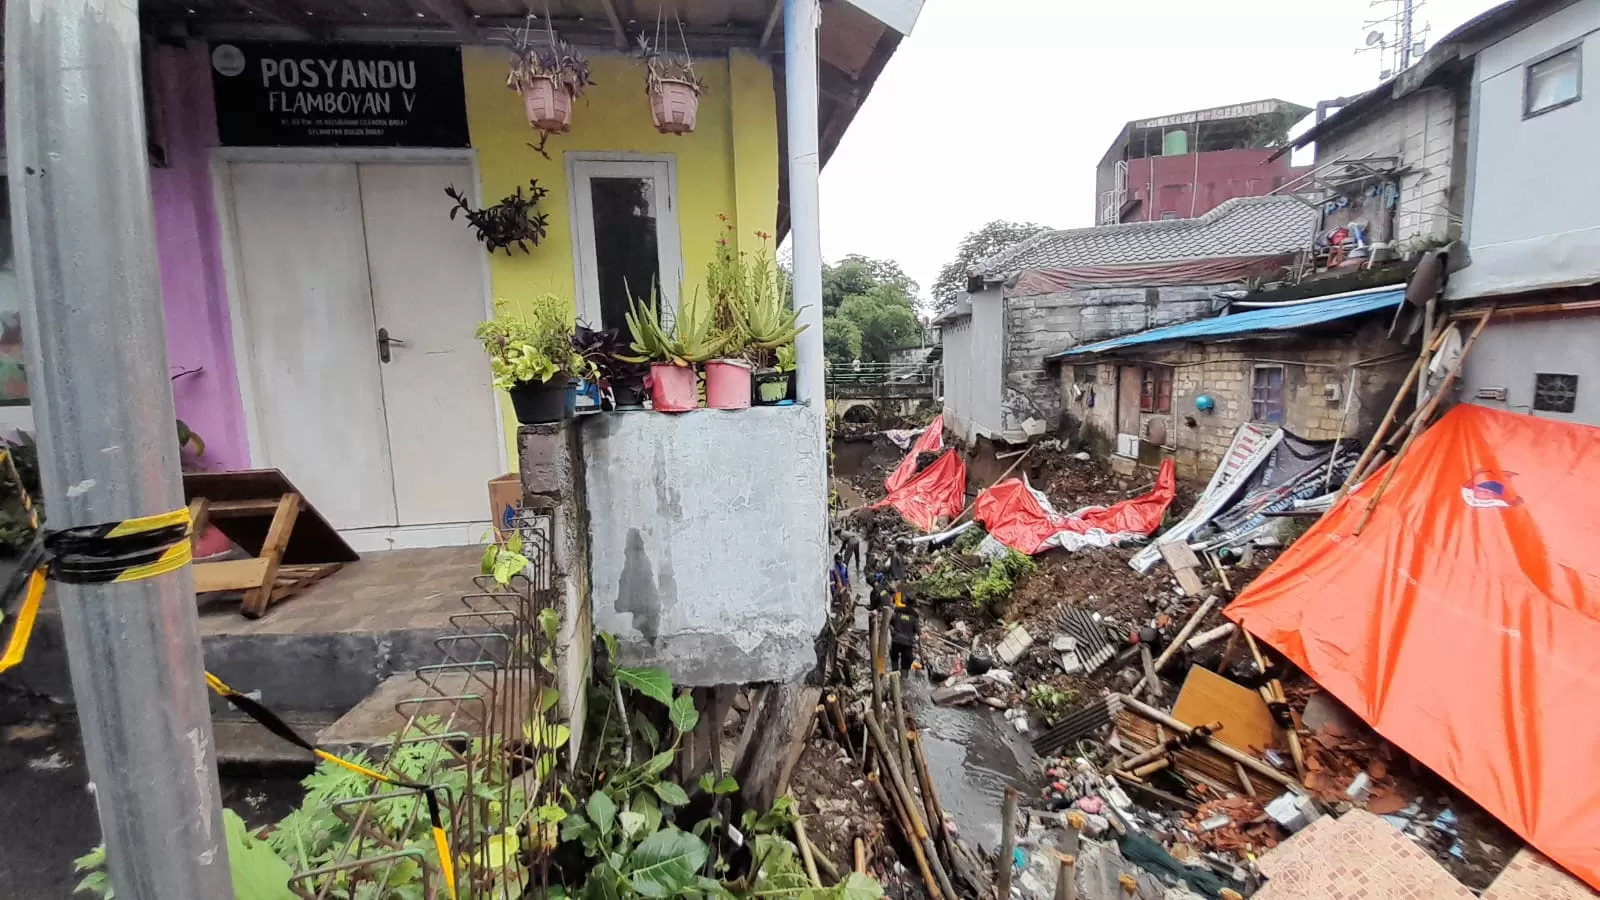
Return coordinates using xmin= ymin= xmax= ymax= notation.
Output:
xmin=1357 ymin=0 xmax=1430 ymax=80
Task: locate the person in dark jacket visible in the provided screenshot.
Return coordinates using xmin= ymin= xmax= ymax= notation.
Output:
xmin=888 ymin=588 xmax=920 ymax=672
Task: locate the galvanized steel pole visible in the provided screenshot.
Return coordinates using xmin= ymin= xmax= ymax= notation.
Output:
xmin=5 ymin=1 xmax=233 ymax=896
xmin=784 ymin=0 xmax=826 ymax=409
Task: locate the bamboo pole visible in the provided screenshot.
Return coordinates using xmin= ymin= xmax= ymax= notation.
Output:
xmin=1132 ymin=595 xmax=1218 ymax=695
xmin=1354 ymin=307 xmax=1495 ymax=535
xmin=997 ymin=787 xmax=1019 ymax=899
xmin=866 ymin=711 xmax=958 ymax=900
xmin=867 ymin=772 xmax=942 ymax=900
xmin=1234 ymin=762 xmax=1257 ymax=798
xmin=825 ymin=693 xmax=855 ymax=761
xmin=1117 ymin=694 xmax=1305 ymax=794
xmin=792 ymin=813 xmax=823 ymax=887
xmin=869 ymin=612 xmax=885 ymax=717
xmin=890 ymin=673 xmax=913 ymax=786
xmin=854 ymin=837 xmax=867 ymax=874
xmin=907 ymin=731 xmax=947 ymax=846
xmin=1137 ymin=643 xmax=1163 ymax=701
xmin=1336 ymin=324 xmax=1450 ymax=503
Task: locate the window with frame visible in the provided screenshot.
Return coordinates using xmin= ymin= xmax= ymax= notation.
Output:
xmin=1526 ymin=46 xmax=1581 ymax=116
xmin=1139 ymin=365 xmax=1173 ymax=414
xmin=1251 ymin=365 xmax=1285 ymax=424
xmin=1533 ymin=372 xmax=1579 ymax=413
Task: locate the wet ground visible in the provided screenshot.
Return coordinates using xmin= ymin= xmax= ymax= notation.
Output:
xmin=0 ymin=687 xmax=306 ymax=896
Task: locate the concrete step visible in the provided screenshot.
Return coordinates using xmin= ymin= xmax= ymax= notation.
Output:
xmin=316 ymin=670 xmax=533 ymax=755
xmin=213 ymin=711 xmax=338 ymax=768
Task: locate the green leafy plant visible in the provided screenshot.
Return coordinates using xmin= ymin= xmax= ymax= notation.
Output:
xmin=775 ymin=344 xmax=797 ymax=374
xmin=971 ymin=549 xmax=1036 ymax=606
xmin=1028 ymin=682 xmax=1079 ymax=727
xmin=506 ymin=27 xmax=595 ymax=100
xmin=638 ymin=34 xmax=708 ymax=97
xmin=75 ymin=809 xmax=298 ymax=899
xmin=477 ymin=294 xmax=590 ymax=390
xmin=446 ymin=180 xmax=551 ymax=256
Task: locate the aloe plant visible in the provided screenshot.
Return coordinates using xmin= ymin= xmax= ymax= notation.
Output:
xmin=621 ymin=286 xmax=729 ymax=366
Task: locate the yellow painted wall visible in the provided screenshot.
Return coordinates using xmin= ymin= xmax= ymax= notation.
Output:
xmin=462 ymin=47 xmax=779 ymax=457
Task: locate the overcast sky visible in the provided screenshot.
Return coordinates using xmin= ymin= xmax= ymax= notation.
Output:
xmin=817 ymin=0 xmax=1502 ymax=301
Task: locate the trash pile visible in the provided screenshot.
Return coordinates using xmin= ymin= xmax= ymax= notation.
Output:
xmin=828 ymin=405 xmax=1598 ymax=898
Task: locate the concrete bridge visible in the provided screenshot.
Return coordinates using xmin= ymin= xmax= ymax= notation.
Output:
xmin=826 ymin=362 xmax=939 ymax=422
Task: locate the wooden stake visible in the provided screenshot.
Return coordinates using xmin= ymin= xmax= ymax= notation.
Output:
xmin=1055 ymin=855 xmax=1077 ymax=900
xmin=997 ymin=787 xmax=1019 ymax=899
xmin=1354 ymin=307 xmax=1495 ymax=535
xmin=825 ymin=693 xmax=855 ymax=760
xmin=854 ymin=837 xmax=867 ymax=874
xmin=1131 ymin=757 xmax=1171 ymax=778
xmin=1137 ymin=643 xmax=1163 ymax=701
xmin=869 ymin=612 xmax=885 ymax=717
xmin=1234 ymin=762 xmax=1257 ymax=798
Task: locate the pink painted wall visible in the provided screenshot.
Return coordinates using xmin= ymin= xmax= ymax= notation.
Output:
xmin=147 ymin=42 xmax=250 ymax=471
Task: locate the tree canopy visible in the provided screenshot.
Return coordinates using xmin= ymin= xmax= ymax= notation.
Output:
xmin=818 ymin=255 xmax=922 ymax=366
xmin=930 ymin=220 xmax=1050 ymax=310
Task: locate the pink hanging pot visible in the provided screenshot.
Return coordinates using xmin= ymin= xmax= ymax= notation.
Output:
xmin=649 ymin=363 xmax=699 ymax=412
xmin=522 ymin=77 xmax=573 ymax=133
xmin=704 ymin=359 xmax=752 ymax=410
xmin=649 ymin=79 xmax=701 ymax=134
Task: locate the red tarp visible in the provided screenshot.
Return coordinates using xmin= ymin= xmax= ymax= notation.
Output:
xmin=874 ymin=415 xmax=967 ymax=532
xmin=975 ymin=459 xmax=1176 ymax=555
xmin=885 ymin=416 xmax=945 ymax=494
xmin=1226 ymin=405 xmax=1600 ymax=890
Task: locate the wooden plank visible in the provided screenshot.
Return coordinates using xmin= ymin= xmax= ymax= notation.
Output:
xmin=242 ymin=494 xmax=300 ymax=618
xmin=268 ymin=563 xmax=342 ymax=603
xmin=1173 ymin=566 xmax=1206 ymax=597
xmin=183 ymin=469 xmax=357 ymax=564
xmin=1171 ymin=667 xmax=1281 ymax=755
xmin=187 ymin=498 xmax=210 ymax=551
xmin=206 ymin=498 xmax=289 ymax=518
xmin=732 ymin=684 xmax=822 ymax=812
xmin=1158 ymin=541 xmax=1201 ymax=571
xmin=193 ymin=558 xmax=272 ymax=594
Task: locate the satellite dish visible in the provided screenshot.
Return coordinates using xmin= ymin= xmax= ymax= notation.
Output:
xmin=1366 ymin=30 xmax=1386 ymax=47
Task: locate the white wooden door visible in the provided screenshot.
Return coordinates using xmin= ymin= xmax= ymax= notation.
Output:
xmin=357 ymin=163 xmax=501 ymax=528
xmin=227 ymin=162 xmax=398 ymax=529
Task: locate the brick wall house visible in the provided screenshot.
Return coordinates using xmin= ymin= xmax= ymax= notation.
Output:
xmin=1050 ymin=289 xmax=1413 ymax=479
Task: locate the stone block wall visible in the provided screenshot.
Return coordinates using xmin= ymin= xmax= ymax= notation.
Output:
xmin=1058 ymin=319 xmax=1412 ymax=479
xmin=1002 ymin=283 xmax=1229 ymax=436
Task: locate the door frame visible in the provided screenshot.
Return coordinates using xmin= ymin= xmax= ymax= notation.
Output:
xmin=210 ymin=147 xmax=507 ymax=547
xmin=564 ymin=152 xmax=683 ymax=329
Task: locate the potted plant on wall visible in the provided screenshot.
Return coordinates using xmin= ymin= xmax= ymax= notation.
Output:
xmin=572 ymin=323 xmax=650 ymax=410
xmin=507 ymin=18 xmax=595 ymax=134
xmin=639 ymin=32 xmax=705 ymax=135
xmin=622 ymin=286 xmax=726 ymax=412
xmin=477 ymin=294 xmax=588 ymax=424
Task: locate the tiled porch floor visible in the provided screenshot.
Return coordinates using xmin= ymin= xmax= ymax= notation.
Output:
xmin=197 ymin=546 xmax=484 ymax=636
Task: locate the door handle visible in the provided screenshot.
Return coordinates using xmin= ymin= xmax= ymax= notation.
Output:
xmin=377 ymin=327 xmax=405 ymax=363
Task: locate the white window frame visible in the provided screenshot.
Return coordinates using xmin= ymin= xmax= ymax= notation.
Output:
xmin=565 ymin=153 xmax=682 ymax=330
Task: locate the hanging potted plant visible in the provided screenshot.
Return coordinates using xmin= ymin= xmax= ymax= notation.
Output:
xmin=622 ymin=286 xmax=726 ymax=413
xmin=639 ymin=32 xmax=705 ymax=135
xmin=477 ymin=294 xmax=589 ymax=424
xmin=572 ymin=323 xmax=649 ymax=410
xmin=507 ymin=18 xmax=595 ymax=134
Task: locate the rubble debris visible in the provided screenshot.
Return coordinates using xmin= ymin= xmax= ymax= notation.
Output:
xmin=1030 ymin=695 xmax=1122 ymax=758
xmin=996 ymin=624 xmax=1034 ymax=665
xmin=1054 ymin=607 xmax=1116 ymax=672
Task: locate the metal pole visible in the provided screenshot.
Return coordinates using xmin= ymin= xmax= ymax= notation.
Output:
xmin=784 ymin=0 xmax=825 ymax=408
xmin=5 ymin=2 xmax=233 ymax=897
xmin=1400 ymin=0 xmax=1415 ymax=69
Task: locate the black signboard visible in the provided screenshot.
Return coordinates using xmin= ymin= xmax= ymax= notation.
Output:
xmin=209 ymin=42 xmax=470 ymax=147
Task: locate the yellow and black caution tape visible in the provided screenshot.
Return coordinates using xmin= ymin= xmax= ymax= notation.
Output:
xmin=0 ymin=448 xmax=195 ymax=674
xmin=205 ymin=673 xmax=458 ymax=899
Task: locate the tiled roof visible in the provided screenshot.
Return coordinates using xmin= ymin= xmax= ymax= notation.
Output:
xmin=975 ymin=196 xmax=1318 ymax=277
xmin=1049 ymin=286 xmax=1405 ymax=360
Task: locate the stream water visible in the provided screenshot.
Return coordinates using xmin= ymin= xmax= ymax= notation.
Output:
xmin=905 ymin=677 xmax=1036 ymax=852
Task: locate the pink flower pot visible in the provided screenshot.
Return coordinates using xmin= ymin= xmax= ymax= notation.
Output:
xmin=522 ymin=78 xmax=573 ymax=133
xmin=704 ymin=359 xmax=752 ymax=410
xmin=649 ymin=79 xmax=700 ymax=134
xmin=650 ymin=363 xmax=699 ymax=412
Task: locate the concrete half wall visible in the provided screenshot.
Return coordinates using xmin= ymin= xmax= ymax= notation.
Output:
xmin=582 ymin=406 xmax=827 ymax=685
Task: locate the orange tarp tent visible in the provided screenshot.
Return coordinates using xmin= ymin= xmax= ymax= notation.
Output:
xmin=1227 ymin=405 xmax=1600 ymax=889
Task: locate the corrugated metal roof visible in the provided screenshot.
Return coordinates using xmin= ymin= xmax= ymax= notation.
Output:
xmin=975 ymin=195 xmax=1317 ymax=277
xmin=1048 ymin=287 xmax=1406 ymax=360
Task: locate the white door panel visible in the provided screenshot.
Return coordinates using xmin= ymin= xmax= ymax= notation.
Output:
xmin=227 ymin=162 xmax=397 ymax=529
xmin=358 ymin=162 xmax=501 ymax=526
